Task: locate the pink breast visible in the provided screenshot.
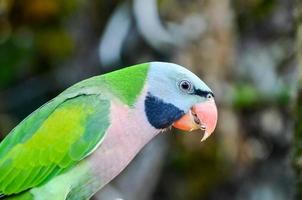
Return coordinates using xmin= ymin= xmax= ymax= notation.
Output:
xmin=87 ymin=93 xmax=158 ymax=187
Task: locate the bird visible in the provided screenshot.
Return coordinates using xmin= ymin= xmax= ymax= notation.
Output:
xmin=0 ymin=62 xmax=217 ymax=200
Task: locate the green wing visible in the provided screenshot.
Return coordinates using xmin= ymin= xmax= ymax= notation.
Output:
xmin=0 ymin=93 xmax=110 ymax=195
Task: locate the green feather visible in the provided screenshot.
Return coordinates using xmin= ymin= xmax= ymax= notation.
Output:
xmin=103 ymin=63 xmax=149 ymax=106
xmin=0 ymin=62 xmax=150 ymax=196
xmin=0 ymin=93 xmax=110 ymax=195
xmin=65 ymin=63 xmax=149 ymax=107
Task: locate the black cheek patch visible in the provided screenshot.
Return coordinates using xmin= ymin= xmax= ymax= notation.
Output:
xmin=145 ymin=93 xmax=185 ymax=129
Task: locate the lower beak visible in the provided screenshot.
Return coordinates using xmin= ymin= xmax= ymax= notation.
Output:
xmin=172 ymin=100 xmax=218 ymax=142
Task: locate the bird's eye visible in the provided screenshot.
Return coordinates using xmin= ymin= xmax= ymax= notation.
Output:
xmin=179 ymin=80 xmax=193 ymax=93
xmin=206 ymin=93 xmax=213 ymax=99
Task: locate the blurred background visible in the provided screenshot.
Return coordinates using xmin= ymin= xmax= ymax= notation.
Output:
xmin=0 ymin=0 xmax=301 ymax=199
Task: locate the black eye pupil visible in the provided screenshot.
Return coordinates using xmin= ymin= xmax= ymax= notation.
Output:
xmin=179 ymin=80 xmax=192 ymax=92
xmin=181 ymin=82 xmax=190 ymax=90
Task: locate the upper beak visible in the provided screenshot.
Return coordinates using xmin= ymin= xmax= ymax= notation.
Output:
xmin=172 ymin=99 xmax=218 ymax=142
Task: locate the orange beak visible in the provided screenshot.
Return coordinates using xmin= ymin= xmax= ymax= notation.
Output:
xmin=172 ymin=100 xmax=218 ymax=142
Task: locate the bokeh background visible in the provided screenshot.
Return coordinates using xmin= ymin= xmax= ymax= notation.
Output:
xmin=0 ymin=0 xmax=301 ymax=200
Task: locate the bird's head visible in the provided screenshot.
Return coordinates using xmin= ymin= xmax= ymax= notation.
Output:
xmin=145 ymin=62 xmax=217 ymax=142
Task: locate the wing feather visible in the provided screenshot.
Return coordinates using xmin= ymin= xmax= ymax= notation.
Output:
xmin=0 ymin=93 xmax=110 ymax=195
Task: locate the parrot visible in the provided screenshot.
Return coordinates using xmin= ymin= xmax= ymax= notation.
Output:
xmin=0 ymin=62 xmax=217 ymax=200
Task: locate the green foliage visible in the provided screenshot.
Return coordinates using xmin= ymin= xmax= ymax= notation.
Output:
xmin=235 ymin=0 xmax=278 ymax=32
xmin=293 ymin=1 xmax=302 ymax=198
xmin=0 ymin=33 xmax=34 ymax=88
xmin=233 ymin=84 xmax=261 ymax=108
xmin=276 ymin=86 xmax=291 ymax=105
xmin=293 ymin=90 xmax=302 ymax=199
xmin=34 ymin=29 xmax=74 ymax=62
xmin=165 ymin=135 xmax=230 ymax=200
xmin=0 ymin=0 xmax=78 ymax=88
xmin=233 ymin=84 xmax=291 ymax=109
